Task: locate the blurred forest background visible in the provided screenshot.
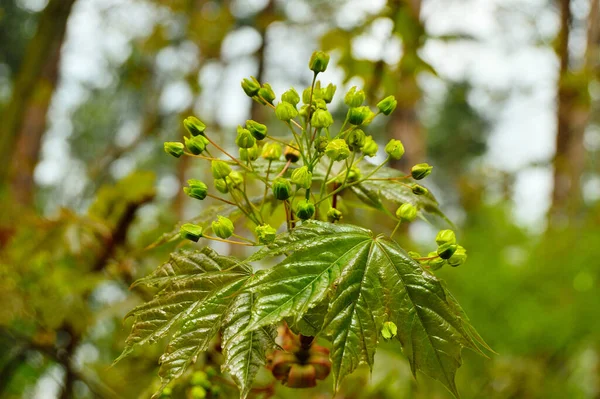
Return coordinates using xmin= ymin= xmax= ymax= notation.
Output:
xmin=0 ymin=0 xmax=599 ymax=398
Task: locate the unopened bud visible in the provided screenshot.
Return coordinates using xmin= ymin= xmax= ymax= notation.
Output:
xmin=408 ymin=251 xmax=421 ymax=259
xmin=272 ymin=177 xmax=292 ymax=200
xmin=211 ymin=160 xmax=232 ymax=179
xmin=291 ymin=166 xmax=312 ymax=189
xmin=348 ymin=106 xmax=372 ymax=125
xmin=184 ymin=179 xmax=208 ymax=200
xmin=235 ymin=126 xmax=256 ymax=149
xmin=211 ymin=216 xmax=234 ymax=239
xmin=262 ymin=142 xmax=282 ymax=161
xmin=396 ymin=203 xmax=417 ymax=222
xmin=183 ymin=116 xmax=206 ymax=136
xmin=255 ymin=224 xmax=277 ymax=244
xmin=309 ymin=50 xmax=330 ymax=74
xmin=322 ymin=83 xmax=336 ymax=103
xmin=327 ymin=208 xmax=342 ymax=223
xmin=184 ymin=135 xmax=209 ymax=155
xmin=325 ymin=139 xmax=350 ymax=161
xmin=377 ymin=95 xmax=397 ymax=115
xmin=411 ymin=184 xmax=428 ymax=196
xmin=275 ymin=102 xmax=299 ymax=121
xmin=435 ymin=229 xmax=456 ymax=246
xmin=241 ymin=76 xmax=261 ymax=97
xmin=381 ymin=321 xmax=397 ymax=340
xmin=448 ymin=245 xmax=467 ymax=267
xmin=384 ymin=139 xmax=405 ymax=160
xmin=302 ymin=87 xmax=312 ymax=105
xmin=344 ymin=86 xmax=365 ymax=108
xmin=226 ymin=170 xmax=244 ymax=188
xmin=299 ymin=104 xmax=311 ymax=118
xmin=246 ymin=120 xmax=267 ymax=140
xmin=282 ymin=88 xmax=300 ymax=106
xmin=361 ymin=135 xmax=378 ymax=157
xmin=295 ymin=199 xmax=315 ymax=220
xmin=346 ymin=165 xmax=362 ymax=183
xmin=164 ymin=142 xmax=184 ymax=158
xmin=284 ymin=143 xmax=301 ymax=163
xmin=314 ymin=137 xmax=328 ymax=153
xmin=258 ymin=83 xmax=276 ymax=105
xmin=346 ymin=128 xmax=366 ymax=150
xmin=180 ymin=223 xmax=203 ymax=242
xmin=311 ymin=109 xmax=333 ymax=128
xmin=437 ymin=243 xmax=458 ymax=260
xmin=239 ymin=143 xmax=260 ymax=162
xmin=214 ymin=178 xmax=229 ymax=194
xmin=411 ymin=163 xmax=433 ymax=180
xmin=429 ymin=257 xmax=446 ymax=270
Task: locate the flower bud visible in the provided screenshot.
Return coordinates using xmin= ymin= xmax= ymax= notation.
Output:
xmin=291 ymin=166 xmax=312 ymax=189
xmin=282 ymin=88 xmax=300 ymax=106
xmin=435 ymin=229 xmax=456 ymax=246
xmin=346 ymin=128 xmax=366 ymax=150
xmin=302 ymin=87 xmax=312 ymax=104
xmin=180 ymin=223 xmax=203 ymax=242
xmin=226 ymin=170 xmax=244 ymax=188
xmin=411 ymin=163 xmax=433 ymax=180
xmin=448 ymin=245 xmax=467 ymax=267
xmin=381 ymin=321 xmax=397 ymax=340
xmin=241 ymin=76 xmax=261 ymax=97
xmin=325 ymin=139 xmax=350 ymax=161
xmin=258 ymin=83 xmax=276 ymax=105
xmin=255 ymin=224 xmax=277 ymax=244
xmin=411 ymin=184 xmax=428 ymax=196
xmin=262 ymin=142 xmax=282 ymax=161
xmin=183 ymin=116 xmax=206 ymax=136
xmin=275 ymin=102 xmax=299 ymax=121
xmin=327 ymin=208 xmax=342 ymax=223
xmin=235 ymin=126 xmax=256 ymax=149
xmin=311 ymin=109 xmax=333 ymax=128
xmin=377 ymin=95 xmax=397 ymax=115
xmin=344 ymin=86 xmax=365 ymax=108
xmin=246 ymin=120 xmax=267 ymax=140
xmin=348 ymin=106 xmax=372 ymax=125
xmin=164 ymin=142 xmax=184 ymax=158
xmin=272 ymin=177 xmax=292 ymax=200
xmin=346 ymin=165 xmax=362 ymax=183
xmin=396 ymin=203 xmax=417 ymax=222
xmin=295 ymin=200 xmax=315 ymax=220
xmin=184 ymin=179 xmax=208 ymax=200
xmin=437 ymin=243 xmax=458 ymax=260
xmin=284 ymin=143 xmax=301 ymax=163
xmin=309 ymin=50 xmax=330 ymax=74
xmin=239 ymin=143 xmax=260 ymax=162
xmin=429 ymin=257 xmax=446 ymax=270
xmin=211 ymin=160 xmax=232 ymax=179
xmin=299 ymin=104 xmax=311 ymax=118
xmin=408 ymin=251 xmax=421 ymax=259
xmin=214 ymin=178 xmax=229 ymax=194
xmin=384 ymin=139 xmax=405 ymax=160
xmin=184 ymin=135 xmax=209 ymax=155
xmin=361 ymin=135 xmax=378 ymax=157
xmin=314 ymin=137 xmax=328 ymax=153
xmin=322 ymin=83 xmax=336 ymax=103
xmin=211 ymin=216 xmax=234 ymax=239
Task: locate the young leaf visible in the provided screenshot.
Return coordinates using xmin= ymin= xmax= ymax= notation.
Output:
xmin=117 ymin=248 xmax=252 ymax=395
xmin=221 ymin=293 xmax=277 ymax=399
xmin=244 ymin=221 xmax=487 ymax=397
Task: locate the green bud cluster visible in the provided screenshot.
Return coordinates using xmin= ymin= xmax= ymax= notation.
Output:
xmin=416 ymin=230 xmax=468 ymax=270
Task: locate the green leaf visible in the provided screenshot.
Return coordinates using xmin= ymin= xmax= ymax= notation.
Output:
xmin=117 ymin=248 xmax=252 ymax=396
xmin=221 ymin=293 xmax=277 ymax=399
xmin=244 ymin=221 xmax=487 ymax=397
xmin=350 ymin=163 xmax=452 ymax=225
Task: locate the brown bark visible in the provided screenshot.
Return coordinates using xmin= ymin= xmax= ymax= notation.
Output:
xmin=0 ymin=0 xmax=78 ymax=204
xmin=549 ymin=0 xmax=599 ymax=224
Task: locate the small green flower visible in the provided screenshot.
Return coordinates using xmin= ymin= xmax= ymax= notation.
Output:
xmin=239 ymin=143 xmax=260 ymax=161
xmin=271 ymin=177 xmax=292 ymax=200
xmin=255 ymin=224 xmax=277 ymax=244
xmin=235 ymin=126 xmax=256 ymax=149
xmin=309 ymin=50 xmax=330 ymax=73
xmin=183 ymin=116 xmax=206 ymax=136
xmin=314 ymin=137 xmax=329 ymax=153
xmin=396 ymin=203 xmax=417 ymax=222
xmin=226 ymin=171 xmax=244 ymax=188
xmin=325 ymin=139 xmax=350 ymax=161
xmin=214 ymin=178 xmax=228 ymax=194
xmin=258 ymin=83 xmax=276 ymax=104
xmin=180 ymin=223 xmax=203 ymax=242
xmin=184 ymin=179 xmax=208 ymax=200
xmin=385 ymin=139 xmax=405 ymax=160
xmin=327 ymin=208 xmax=343 ymax=223
xmin=295 ymin=199 xmax=315 ymax=220
xmin=282 ymin=88 xmax=300 ymax=106
xmin=344 ymin=86 xmax=365 ymax=108
xmin=361 ymin=135 xmax=378 ymax=157
xmin=275 ymin=102 xmax=299 ymax=121
xmin=211 ymin=160 xmax=232 ymax=179
xmin=311 ymin=109 xmax=333 ymax=128
xmin=211 ymin=216 xmax=234 ymax=239
xmin=435 ymin=229 xmax=456 ymax=246
xmin=448 ymin=245 xmax=467 ymax=267
xmin=411 ymin=163 xmax=433 ymax=180
xmin=241 ymin=76 xmax=261 ymax=97
xmin=246 ymin=120 xmax=267 ymax=140
xmin=322 ymin=83 xmax=336 ymax=103
xmin=381 ymin=321 xmax=397 ymax=340
xmin=348 ymin=106 xmax=372 ymax=125
xmin=437 ymin=243 xmax=458 ymax=260
xmin=261 ymin=142 xmax=282 ymax=161
xmin=346 ymin=128 xmax=366 ymax=150
xmin=377 ymin=95 xmax=397 ymax=115
xmin=411 ymin=184 xmax=428 ymax=196
xmin=429 ymin=257 xmax=446 ymax=270
xmin=184 ymin=135 xmax=209 ymax=155
xmin=291 ymin=166 xmax=312 ymax=189
xmin=164 ymin=142 xmax=184 ymax=158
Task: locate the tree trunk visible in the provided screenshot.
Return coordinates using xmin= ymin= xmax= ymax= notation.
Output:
xmin=549 ymin=0 xmax=599 ymax=225
xmin=0 ymin=0 xmax=78 ymax=205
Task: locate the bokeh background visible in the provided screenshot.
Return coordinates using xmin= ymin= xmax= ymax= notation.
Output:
xmin=1 ymin=0 xmax=599 ymax=398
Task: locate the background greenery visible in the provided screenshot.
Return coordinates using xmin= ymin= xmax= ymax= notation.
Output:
xmin=0 ymin=0 xmax=598 ymax=398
